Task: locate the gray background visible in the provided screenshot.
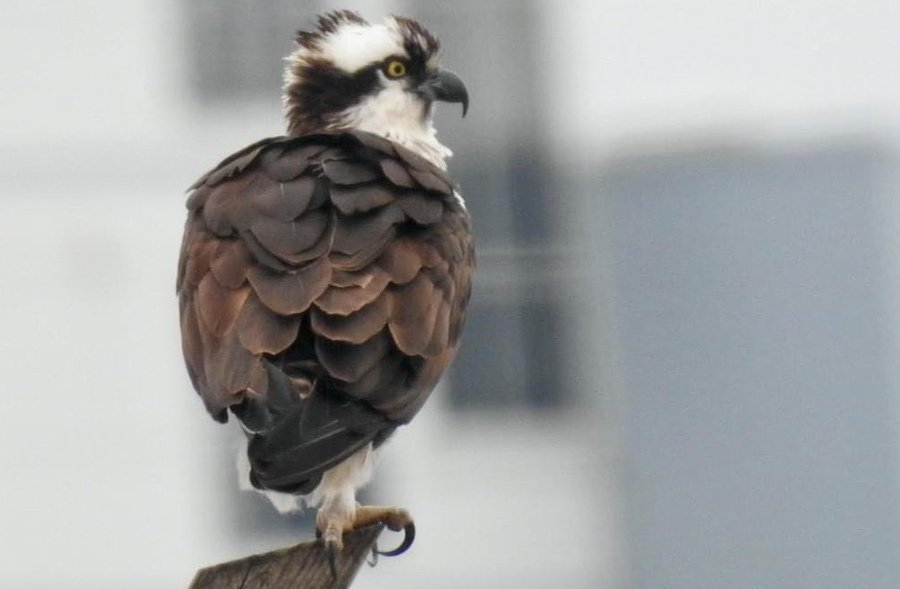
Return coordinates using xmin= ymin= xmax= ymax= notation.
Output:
xmin=3 ymin=1 xmax=900 ymax=587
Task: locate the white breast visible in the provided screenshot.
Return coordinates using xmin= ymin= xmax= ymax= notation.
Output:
xmin=338 ymin=84 xmax=453 ymax=170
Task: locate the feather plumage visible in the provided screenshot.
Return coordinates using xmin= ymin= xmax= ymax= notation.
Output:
xmin=180 ymin=13 xmax=472 ymax=545
xmin=177 ymin=131 xmax=473 ymax=494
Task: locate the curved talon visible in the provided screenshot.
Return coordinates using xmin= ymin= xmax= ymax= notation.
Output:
xmin=373 ymin=522 xmax=415 ymax=557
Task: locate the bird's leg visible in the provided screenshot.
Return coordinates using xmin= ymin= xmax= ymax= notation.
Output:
xmin=316 ymin=503 xmax=355 ymax=553
xmin=314 ymin=446 xmax=414 ymax=561
xmin=315 ymin=501 xmax=355 ymax=580
xmin=314 ymin=446 xmax=367 ymax=555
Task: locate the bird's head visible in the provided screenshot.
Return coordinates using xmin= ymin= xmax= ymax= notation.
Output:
xmin=284 ymin=10 xmax=468 ymax=168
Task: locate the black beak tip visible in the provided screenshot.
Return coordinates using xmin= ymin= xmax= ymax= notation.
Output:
xmin=427 ymin=69 xmax=470 ymax=119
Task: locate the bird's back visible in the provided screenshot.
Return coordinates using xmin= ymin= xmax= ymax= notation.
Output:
xmin=177 ymin=130 xmax=474 ymax=494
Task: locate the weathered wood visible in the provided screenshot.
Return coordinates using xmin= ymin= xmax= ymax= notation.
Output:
xmin=188 ymin=524 xmax=385 ymax=589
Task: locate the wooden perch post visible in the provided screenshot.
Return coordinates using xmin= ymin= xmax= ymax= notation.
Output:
xmin=188 ymin=524 xmax=386 ymax=589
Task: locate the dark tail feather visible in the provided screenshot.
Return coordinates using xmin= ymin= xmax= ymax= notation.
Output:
xmin=234 ymin=360 xmax=394 ymax=495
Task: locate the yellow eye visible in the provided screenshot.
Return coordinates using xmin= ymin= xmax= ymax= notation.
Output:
xmin=385 ymin=60 xmax=407 ymax=78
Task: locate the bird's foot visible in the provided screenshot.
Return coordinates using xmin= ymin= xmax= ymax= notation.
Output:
xmin=316 ymin=504 xmax=415 ymax=562
xmin=355 ymin=505 xmax=415 ymax=557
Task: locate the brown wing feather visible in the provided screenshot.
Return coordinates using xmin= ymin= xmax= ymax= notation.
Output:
xmin=249 ymin=176 xmax=319 ymax=220
xmin=177 ymin=131 xmax=473 ymax=492
xmin=209 ymin=240 xmax=252 ymax=289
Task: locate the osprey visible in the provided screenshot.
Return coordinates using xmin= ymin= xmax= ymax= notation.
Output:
xmin=176 ymin=11 xmax=473 ymax=558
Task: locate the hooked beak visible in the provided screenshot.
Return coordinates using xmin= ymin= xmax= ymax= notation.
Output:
xmin=419 ymin=69 xmax=469 ymax=117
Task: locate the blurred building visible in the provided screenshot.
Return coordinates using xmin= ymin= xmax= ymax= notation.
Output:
xmin=2 ymin=1 xmax=900 ymax=588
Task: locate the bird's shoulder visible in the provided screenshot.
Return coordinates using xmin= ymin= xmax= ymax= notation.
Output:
xmin=187 ymin=130 xmax=457 ymax=197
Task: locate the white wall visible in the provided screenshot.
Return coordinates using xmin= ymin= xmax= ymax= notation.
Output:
xmin=538 ymin=0 xmax=900 ymax=156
